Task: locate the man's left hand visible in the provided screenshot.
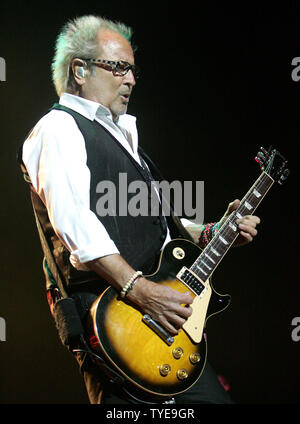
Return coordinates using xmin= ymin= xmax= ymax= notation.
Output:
xmin=221 ymin=199 xmax=261 ymax=247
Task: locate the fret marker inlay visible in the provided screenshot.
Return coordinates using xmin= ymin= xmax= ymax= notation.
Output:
xmin=211 ymin=247 xmax=221 ymax=257
xmin=244 ymin=201 xmax=253 ymax=210
xmin=203 ymin=262 xmax=212 ymax=271
xmin=229 ymin=222 xmax=237 ymax=231
xmin=219 ymin=235 xmax=228 ymax=245
xmin=205 ymin=253 xmax=216 ymax=264
xmin=197 ymin=265 xmax=207 ymax=275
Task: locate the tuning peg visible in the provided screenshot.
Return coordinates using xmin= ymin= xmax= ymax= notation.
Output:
xmin=259 ymin=147 xmax=268 ymax=155
xmin=255 ymin=147 xmax=267 ymax=158
xmin=257 ymin=151 xmax=266 ymax=160
xmin=254 ymin=155 xmax=265 ymax=168
xmin=254 ymin=146 xmax=270 ymax=169
xmin=278 ymin=168 xmax=290 ymax=185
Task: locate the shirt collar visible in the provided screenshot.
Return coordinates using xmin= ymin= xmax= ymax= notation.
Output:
xmin=59 ymin=92 xmax=136 ymax=126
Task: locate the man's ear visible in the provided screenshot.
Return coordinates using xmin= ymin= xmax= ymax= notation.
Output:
xmin=71 ymin=59 xmax=88 ymax=86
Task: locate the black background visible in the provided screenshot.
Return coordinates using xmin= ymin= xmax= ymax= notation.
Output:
xmin=0 ymin=1 xmax=299 ymax=405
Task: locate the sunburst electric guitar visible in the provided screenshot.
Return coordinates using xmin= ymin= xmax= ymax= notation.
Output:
xmin=88 ymin=147 xmax=289 ymax=400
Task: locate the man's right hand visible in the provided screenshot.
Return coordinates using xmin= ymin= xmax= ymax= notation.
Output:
xmin=86 ymin=254 xmax=194 ymax=336
xmin=128 ymin=278 xmax=194 ymax=336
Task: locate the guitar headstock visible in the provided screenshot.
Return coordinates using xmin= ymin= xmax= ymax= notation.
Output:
xmin=255 ymin=146 xmax=290 ymax=185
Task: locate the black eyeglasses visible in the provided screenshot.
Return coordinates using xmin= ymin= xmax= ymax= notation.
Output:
xmin=83 ymin=59 xmax=139 ymax=78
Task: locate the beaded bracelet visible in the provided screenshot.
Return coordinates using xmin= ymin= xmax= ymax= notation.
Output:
xmin=120 ymin=271 xmax=143 ymax=298
xmin=199 ymin=222 xmax=221 ymax=248
xmin=211 ymin=222 xmax=221 ymax=237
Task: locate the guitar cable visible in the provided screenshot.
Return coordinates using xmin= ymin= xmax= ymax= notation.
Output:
xmin=72 ymin=342 xmax=176 ymax=405
xmin=72 ymin=341 xmax=125 ymax=386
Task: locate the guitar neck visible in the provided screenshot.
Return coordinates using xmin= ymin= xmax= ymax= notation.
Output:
xmin=190 ymin=171 xmax=274 ymax=282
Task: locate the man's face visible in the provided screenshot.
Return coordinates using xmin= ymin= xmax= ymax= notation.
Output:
xmin=81 ymin=29 xmax=136 ymax=120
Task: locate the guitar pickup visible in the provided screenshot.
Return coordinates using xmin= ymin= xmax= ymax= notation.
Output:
xmin=142 ymin=314 xmax=174 ymax=346
xmin=177 ymin=267 xmax=206 ymax=296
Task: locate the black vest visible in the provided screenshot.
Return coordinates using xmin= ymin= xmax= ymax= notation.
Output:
xmin=22 ymin=104 xmax=192 ymax=292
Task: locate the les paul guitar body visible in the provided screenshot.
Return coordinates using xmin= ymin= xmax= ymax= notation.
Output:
xmin=89 ymin=238 xmax=231 ymax=398
xmin=88 ymin=147 xmax=289 ymax=400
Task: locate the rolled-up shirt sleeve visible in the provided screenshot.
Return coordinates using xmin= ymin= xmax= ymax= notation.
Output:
xmin=22 ymin=110 xmax=120 ymax=268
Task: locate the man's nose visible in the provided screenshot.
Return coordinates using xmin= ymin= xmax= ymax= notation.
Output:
xmin=124 ymin=69 xmax=136 ymax=87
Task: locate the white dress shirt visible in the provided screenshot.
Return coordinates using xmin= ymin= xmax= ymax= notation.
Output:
xmin=23 ymin=93 xmax=185 ymax=271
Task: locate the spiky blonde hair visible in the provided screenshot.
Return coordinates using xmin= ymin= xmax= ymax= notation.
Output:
xmin=51 ymin=15 xmax=133 ymax=96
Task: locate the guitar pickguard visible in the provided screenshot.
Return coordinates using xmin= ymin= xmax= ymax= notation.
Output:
xmin=182 ymin=284 xmax=212 ymax=343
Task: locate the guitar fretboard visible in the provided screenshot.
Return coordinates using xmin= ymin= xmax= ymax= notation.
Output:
xmin=190 ymin=171 xmax=274 ymax=282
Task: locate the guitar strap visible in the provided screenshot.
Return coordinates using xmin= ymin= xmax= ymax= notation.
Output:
xmin=24 ymin=170 xmax=88 ymax=346
xmin=31 ymin=191 xmax=68 ymax=298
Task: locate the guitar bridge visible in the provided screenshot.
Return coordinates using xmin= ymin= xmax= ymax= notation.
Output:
xmin=142 ymin=314 xmax=174 ymax=346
